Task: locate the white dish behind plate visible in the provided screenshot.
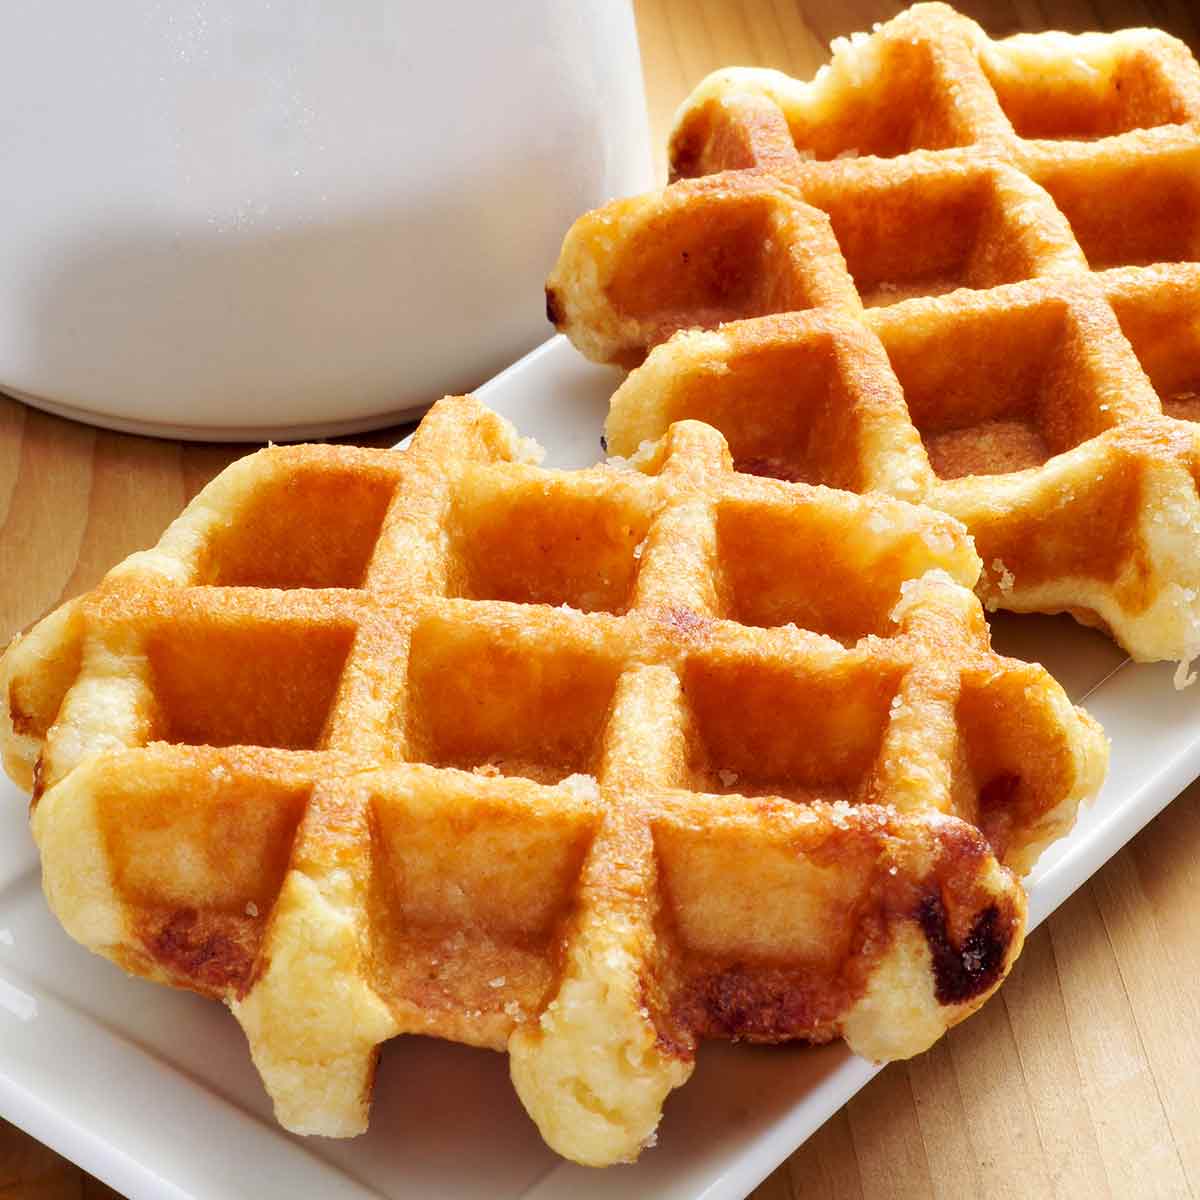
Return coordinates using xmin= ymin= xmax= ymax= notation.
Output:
xmin=0 ymin=335 xmax=1197 ymax=1200
xmin=0 ymin=4 xmax=650 ymax=439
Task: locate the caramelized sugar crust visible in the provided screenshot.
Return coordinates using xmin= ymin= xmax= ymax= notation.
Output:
xmin=548 ymin=1 xmax=1200 ymax=663
xmin=1 ymin=397 xmax=1105 ymax=1165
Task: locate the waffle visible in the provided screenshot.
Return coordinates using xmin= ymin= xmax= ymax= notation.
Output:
xmin=1 ymin=396 xmax=1105 ymax=1165
xmin=546 ymin=1 xmax=1200 ymax=666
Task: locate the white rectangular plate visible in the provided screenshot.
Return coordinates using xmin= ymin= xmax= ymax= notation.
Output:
xmin=2 ymin=335 xmax=1198 ymax=1200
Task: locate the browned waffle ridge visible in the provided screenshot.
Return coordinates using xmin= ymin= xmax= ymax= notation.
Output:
xmin=1 ymin=397 xmax=1105 ymax=1164
xmin=547 ymin=2 xmax=1200 ymax=665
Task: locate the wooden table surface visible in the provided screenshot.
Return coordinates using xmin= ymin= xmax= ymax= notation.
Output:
xmin=3 ymin=1 xmax=1200 ymax=1197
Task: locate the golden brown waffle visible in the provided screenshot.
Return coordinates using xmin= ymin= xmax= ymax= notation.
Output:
xmin=2 ymin=397 xmax=1105 ymax=1165
xmin=546 ymin=2 xmax=1200 ymax=665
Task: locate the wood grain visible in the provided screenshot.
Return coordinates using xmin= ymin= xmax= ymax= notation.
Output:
xmin=1 ymin=2 xmax=1199 ymax=1197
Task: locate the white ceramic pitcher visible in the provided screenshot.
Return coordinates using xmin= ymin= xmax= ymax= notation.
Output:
xmin=0 ymin=2 xmax=651 ymax=438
